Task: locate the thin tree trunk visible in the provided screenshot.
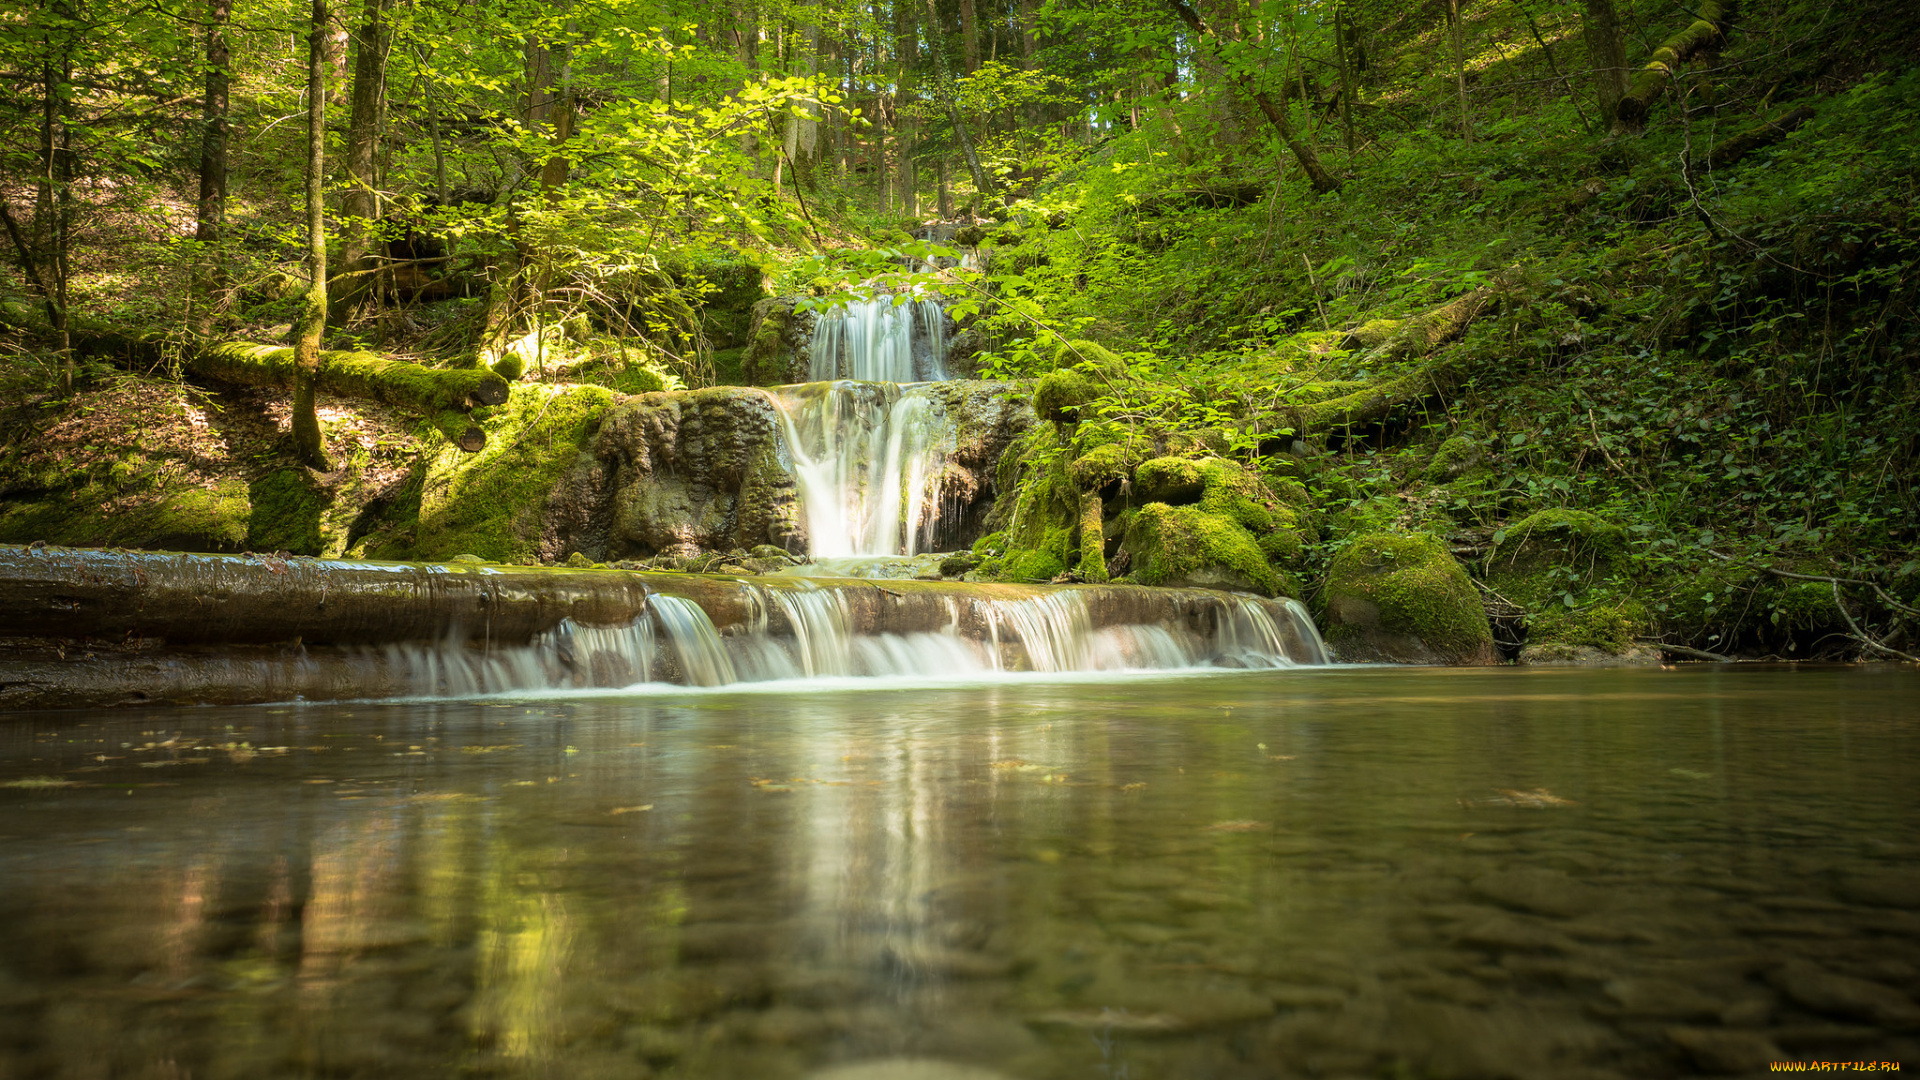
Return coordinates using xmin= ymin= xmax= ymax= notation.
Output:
xmin=1164 ymin=0 xmax=1340 ymax=193
xmin=293 ymin=0 xmax=332 ymax=471
xmin=1449 ymin=0 xmax=1471 ymax=144
xmin=1335 ymin=1 xmax=1356 ymax=157
xmin=333 ymin=0 xmax=393 ymax=321
xmin=895 ymin=0 xmax=916 ymax=217
xmin=1582 ymin=0 xmax=1627 ymax=126
xmin=41 ymin=5 xmax=74 ymax=390
xmin=959 ymin=0 xmax=980 ymax=74
xmin=192 ymin=0 xmax=232 ymax=338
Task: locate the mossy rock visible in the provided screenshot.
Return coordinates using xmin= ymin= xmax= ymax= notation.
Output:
xmin=1034 ymin=368 xmax=1097 ymax=423
xmin=1424 ymin=434 xmax=1486 ymax=482
xmin=246 ymin=468 xmax=330 ymax=556
xmin=741 ymin=297 xmax=812 ymax=386
xmin=981 ymin=547 xmax=1064 ymax=583
xmin=0 ymin=476 xmax=251 ymax=553
xmin=1487 ymin=508 xmax=1646 ymax=656
xmin=1135 ymin=456 xmax=1204 ymax=504
xmin=414 ymin=384 xmax=614 ymax=562
xmin=1121 ymin=502 xmax=1289 ymax=597
xmin=1324 ymin=532 xmax=1496 ymax=664
xmin=1525 ymin=596 xmax=1649 ymax=655
xmin=1068 ymin=438 xmax=1149 ymax=489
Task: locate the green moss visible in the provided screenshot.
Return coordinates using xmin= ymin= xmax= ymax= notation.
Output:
xmin=1077 ymin=491 xmax=1109 ymax=583
xmin=1051 ymin=339 xmax=1130 ymax=381
xmin=246 ymin=468 xmax=328 ymax=555
xmin=414 ymin=383 xmax=614 ymax=562
xmin=1424 ymin=434 xmax=1485 ymax=481
xmin=0 ymin=477 xmax=250 ymax=552
xmin=1325 ymin=532 xmax=1493 ymax=659
xmin=1486 ymin=509 xmax=1639 ymax=650
xmin=1034 ymin=368 xmax=1097 ymax=423
xmin=710 ymin=346 xmax=746 ymax=385
xmin=1135 ymin=457 xmax=1204 ymax=504
xmin=1122 ymin=502 xmax=1285 ymax=596
xmin=1067 ymin=439 xmax=1148 ymax=488
xmin=1528 ymin=597 xmax=1648 ymax=653
xmin=491 ymin=352 xmax=525 ymax=381
xmin=985 ymin=548 xmax=1065 ymax=583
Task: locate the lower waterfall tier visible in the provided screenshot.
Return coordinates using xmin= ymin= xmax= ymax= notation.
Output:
xmin=0 ymin=545 xmax=1328 ymax=709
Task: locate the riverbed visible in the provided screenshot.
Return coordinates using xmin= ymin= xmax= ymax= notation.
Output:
xmin=1 ymin=665 xmax=1915 ymax=1077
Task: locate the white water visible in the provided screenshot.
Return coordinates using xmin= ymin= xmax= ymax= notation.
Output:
xmin=808 ymin=295 xmax=948 ymax=383
xmin=774 ymin=382 xmax=951 ymax=558
xmin=366 ymin=586 xmax=1327 ymax=698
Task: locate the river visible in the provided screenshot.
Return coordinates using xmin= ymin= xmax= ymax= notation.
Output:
xmin=0 ymin=665 xmax=1915 ymax=1077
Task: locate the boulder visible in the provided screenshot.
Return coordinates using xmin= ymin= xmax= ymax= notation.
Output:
xmin=1325 ymin=532 xmax=1497 ymax=663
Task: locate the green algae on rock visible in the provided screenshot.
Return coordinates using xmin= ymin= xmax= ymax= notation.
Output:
xmin=1325 ymin=532 xmax=1496 ymax=664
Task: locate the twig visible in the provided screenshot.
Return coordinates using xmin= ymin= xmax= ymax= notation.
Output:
xmin=1705 ymin=549 xmax=1920 ymax=619
xmin=1638 ymin=638 xmax=1736 ymax=662
xmin=1830 ymin=581 xmax=1920 ymax=662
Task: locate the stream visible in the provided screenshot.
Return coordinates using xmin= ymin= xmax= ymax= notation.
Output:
xmin=1 ymin=665 xmax=1915 ymax=1077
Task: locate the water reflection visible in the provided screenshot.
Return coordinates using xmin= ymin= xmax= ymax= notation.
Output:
xmin=0 ymin=667 xmax=1915 ymax=1077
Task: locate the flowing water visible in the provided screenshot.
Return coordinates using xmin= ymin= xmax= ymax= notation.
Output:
xmin=1 ymin=666 xmax=1915 ymax=1078
xmin=773 ymin=382 xmax=952 ymax=559
xmin=343 ymin=587 xmax=1323 ymax=699
xmin=807 ymin=296 xmax=948 ymax=384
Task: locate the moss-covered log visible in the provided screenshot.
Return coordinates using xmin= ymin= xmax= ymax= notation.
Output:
xmin=0 ymin=300 xmax=510 ymax=415
xmin=199 ymin=342 xmax=510 ymax=412
xmin=1615 ymin=0 xmax=1727 ymax=131
xmin=1284 ymin=357 xmax=1469 ymax=436
xmin=1341 ymin=285 xmax=1493 ymax=361
xmin=1708 ymin=105 xmax=1816 ymax=169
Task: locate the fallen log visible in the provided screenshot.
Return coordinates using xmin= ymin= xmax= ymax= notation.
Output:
xmin=1708 ymin=105 xmax=1816 ymax=169
xmin=1615 ymin=0 xmax=1727 ymax=131
xmin=0 ymin=300 xmax=509 ymax=416
xmin=1341 ymin=284 xmax=1496 ymax=361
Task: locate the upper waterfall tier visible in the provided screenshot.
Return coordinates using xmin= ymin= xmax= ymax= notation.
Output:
xmin=808 ymin=296 xmax=949 ymax=383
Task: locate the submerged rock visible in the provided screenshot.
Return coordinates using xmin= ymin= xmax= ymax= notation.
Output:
xmin=1325 ymin=532 xmax=1496 ymax=664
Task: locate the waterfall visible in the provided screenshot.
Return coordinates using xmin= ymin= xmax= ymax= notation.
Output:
xmin=775 ymin=382 xmax=951 ymax=559
xmin=365 ymin=587 xmax=1327 ymax=698
xmin=808 ymin=296 xmax=948 ymax=383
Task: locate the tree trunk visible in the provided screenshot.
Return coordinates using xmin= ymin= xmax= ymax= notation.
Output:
xmin=294 ymin=0 xmax=331 ymax=470
xmin=959 ymin=0 xmax=980 ymax=74
xmin=1164 ymin=0 xmax=1340 ymax=193
xmin=895 ymin=0 xmax=917 ymax=217
xmin=1335 ymin=1 xmax=1356 ymax=156
xmin=1449 ymin=0 xmax=1471 ymax=144
xmin=332 ymin=0 xmax=393 ymax=321
xmin=1582 ymin=0 xmax=1628 ymax=127
xmin=1615 ymin=0 xmax=1725 ymax=131
xmin=192 ymin=0 xmax=232 ymax=339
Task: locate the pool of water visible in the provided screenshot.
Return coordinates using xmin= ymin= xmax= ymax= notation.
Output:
xmin=0 ymin=666 xmax=1915 ymax=1078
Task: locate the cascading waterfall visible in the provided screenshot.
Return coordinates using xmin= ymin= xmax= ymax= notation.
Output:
xmin=366 ymin=587 xmax=1327 ymax=698
xmin=808 ymin=295 xmax=948 ymax=383
xmin=774 ymin=381 xmax=952 ymax=559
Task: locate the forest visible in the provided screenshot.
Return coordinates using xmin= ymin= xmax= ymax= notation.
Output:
xmin=2 ymin=0 xmax=1918 ymax=666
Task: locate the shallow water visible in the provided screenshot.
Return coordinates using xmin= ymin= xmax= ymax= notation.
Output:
xmin=1 ymin=666 xmax=1916 ymax=1079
